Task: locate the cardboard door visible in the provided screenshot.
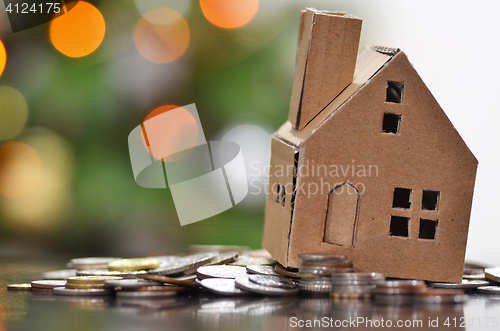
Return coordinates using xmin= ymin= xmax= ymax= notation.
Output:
xmin=324 ymin=183 xmax=359 ymax=247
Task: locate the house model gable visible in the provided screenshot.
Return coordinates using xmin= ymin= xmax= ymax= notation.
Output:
xmin=263 ymin=9 xmax=478 ymax=283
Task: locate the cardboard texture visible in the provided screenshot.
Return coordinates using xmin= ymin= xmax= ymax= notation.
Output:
xmin=263 ymin=10 xmax=478 ymax=283
xmin=289 ymin=9 xmax=362 ymax=130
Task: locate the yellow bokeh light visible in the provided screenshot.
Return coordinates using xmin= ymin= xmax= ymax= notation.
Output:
xmin=200 ymin=0 xmax=259 ymax=29
xmin=1 ymin=129 xmax=74 ymax=232
xmin=0 ymin=142 xmax=42 ymax=197
xmin=0 ymin=40 xmax=6 ymax=77
xmin=49 ymin=1 xmax=106 ymax=58
xmin=0 ymin=86 xmax=29 ymax=140
xmin=134 ymin=8 xmax=190 ymax=64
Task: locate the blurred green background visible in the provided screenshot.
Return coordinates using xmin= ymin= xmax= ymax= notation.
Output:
xmin=1 ymin=0 xmax=493 ymax=261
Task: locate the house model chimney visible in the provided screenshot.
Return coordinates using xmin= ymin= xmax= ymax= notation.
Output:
xmin=289 ymin=9 xmax=362 ymax=130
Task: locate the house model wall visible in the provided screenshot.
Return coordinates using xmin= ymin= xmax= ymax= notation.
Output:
xmin=262 ymin=9 xmax=478 ymax=283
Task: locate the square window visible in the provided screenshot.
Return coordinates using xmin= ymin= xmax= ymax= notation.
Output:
xmin=382 ymin=113 xmax=401 ymax=134
xmin=422 ymin=190 xmax=440 ymax=211
xmin=419 ymin=219 xmax=438 ymax=240
xmin=392 ymin=187 xmax=412 ymax=209
xmin=386 ymin=81 xmax=404 ymax=103
xmin=390 ymin=216 xmax=409 ymax=237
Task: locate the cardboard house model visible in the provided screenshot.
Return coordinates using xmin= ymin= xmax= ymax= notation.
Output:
xmin=263 ymin=9 xmax=478 ymax=283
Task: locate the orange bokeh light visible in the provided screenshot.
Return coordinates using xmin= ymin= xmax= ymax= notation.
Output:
xmin=49 ymin=1 xmax=106 ymax=58
xmin=141 ymin=105 xmax=199 ymax=161
xmin=200 ymin=0 xmax=259 ymax=29
xmin=0 ymin=142 xmax=42 ymax=197
xmin=134 ymin=8 xmax=190 ymax=64
xmin=0 ymin=40 xmax=6 ymax=77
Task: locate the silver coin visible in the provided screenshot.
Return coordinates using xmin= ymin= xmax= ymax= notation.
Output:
xmin=53 ymin=287 xmax=114 ymax=296
xmin=200 ymin=278 xmax=251 ymax=296
xmin=297 ymin=253 xmax=347 ymax=262
xmin=246 ymin=265 xmax=282 ymax=276
xmin=104 ymin=279 xmax=161 ymax=289
xmin=116 ymin=290 xmax=177 ymax=299
xmin=485 ymin=267 xmax=500 ymax=283
xmin=430 ymin=279 xmax=489 ymax=289
xmin=31 ymin=280 xmax=66 ymax=289
xmin=235 ymin=277 xmax=299 ymax=296
xmin=477 ymin=286 xmax=500 ymax=294
xmin=196 ymin=266 xmax=249 ymax=279
xmin=298 ymin=282 xmax=333 ymax=293
xmin=42 ymin=269 xmax=77 ymax=280
xmin=249 ymin=275 xmax=297 ymax=289
xmin=148 ymin=252 xmax=218 ymax=276
xmin=76 ymin=269 xmax=146 ymax=279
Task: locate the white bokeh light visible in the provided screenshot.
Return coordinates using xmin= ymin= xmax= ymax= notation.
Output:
xmin=218 ymin=116 xmax=274 ymax=209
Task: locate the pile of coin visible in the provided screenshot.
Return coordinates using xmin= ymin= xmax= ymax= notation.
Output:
xmin=7 ymin=246 xmax=500 ymax=308
xmin=330 ymin=272 xmax=384 ymax=300
xmin=296 ymin=253 xmax=352 ymax=294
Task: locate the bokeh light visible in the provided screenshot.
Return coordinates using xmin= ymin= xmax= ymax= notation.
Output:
xmin=49 ymin=1 xmax=106 ymax=58
xmin=0 ymin=40 xmax=6 ymax=77
xmin=0 ymin=86 xmax=29 ymax=140
xmin=200 ymin=0 xmax=259 ymax=29
xmin=135 ymin=0 xmax=190 ymax=23
xmin=1 ymin=128 xmax=74 ymax=231
xmin=0 ymin=142 xmax=42 ymax=197
xmin=134 ymin=8 xmax=190 ymax=64
xmin=141 ymin=105 xmax=199 ymax=161
xmin=218 ymin=116 xmax=273 ymax=208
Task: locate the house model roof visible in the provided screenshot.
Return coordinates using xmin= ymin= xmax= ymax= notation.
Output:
xmin=277 ymin=46 xmax=401 ymax=144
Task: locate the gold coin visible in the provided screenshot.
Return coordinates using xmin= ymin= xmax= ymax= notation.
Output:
xmin=108 ymin=258 xmax=161 ymax=272
xmin=7 ymin=284 xmax=32 ymax=291
xmin=65 ymin=283 xmax=107 ymax=289
xmin=66 ymin=276 xmax=123 ymax=284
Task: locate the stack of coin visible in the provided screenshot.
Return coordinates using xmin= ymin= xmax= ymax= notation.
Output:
xmin=415 ymin=288 xmax=467 ymax=305
xmin=297 ymin=253 xmax=352 ymax=295
xmin=330 ymin=272 xmax=385 ymax=300
xmin=374 ymin=280 xmax=426 ymax=305
xmin=298 ymin=253 xmax=353 ymax=276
